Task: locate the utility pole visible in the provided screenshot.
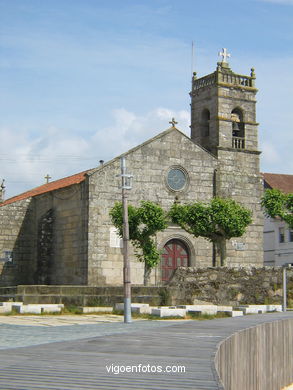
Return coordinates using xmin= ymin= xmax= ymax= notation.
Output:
xmin=120 ymin=156 xmax=133 ymax=323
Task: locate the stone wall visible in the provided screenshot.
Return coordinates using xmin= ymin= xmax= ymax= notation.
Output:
xmin=168 ymin=267 xmax=293 ymax=306
xmin=0 ymin=198 xmax=35 ymax=286
xmin=1 ymin=267 xmax=291 ymax=308
xmin=0 ymin=182 xmax=89 ymax=287
xmin=0 ymin=285 xmax=173 ymax=306
xmin=33 ymin=183 xmax=89 ymax=285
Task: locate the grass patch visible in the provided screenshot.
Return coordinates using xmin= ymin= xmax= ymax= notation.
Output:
xmin=186 ymin=312 xmax=231 ymax=320
xmin=62 ymin=306 xmax=83 ymax=315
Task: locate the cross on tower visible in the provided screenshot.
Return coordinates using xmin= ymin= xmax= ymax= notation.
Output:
xmin=218 ymin=48 xmax=231 ymax=63
xmin=45 ymin=174 xmax=51 ymax=184
xmin=169 ymin=118 xmax=178 ymax=127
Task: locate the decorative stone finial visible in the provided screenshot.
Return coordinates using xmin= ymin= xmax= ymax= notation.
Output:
xmin=0 ymin=179 xmax=5 ymax=202
xmin=193 ymin=71 xmax=197 ymax=80
xmin=218 ymin=48 xmax=231 ymax=63
xmin=169 ymin=118 xmax=178 ymax=127
xmin=250 ymin=68 xmax=256 ymax=78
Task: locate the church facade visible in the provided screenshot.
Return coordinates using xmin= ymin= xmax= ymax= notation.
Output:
xmin=0 ymin=55 xmax=264 ymax=287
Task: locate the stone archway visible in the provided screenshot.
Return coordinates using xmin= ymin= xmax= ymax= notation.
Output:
xmin=161 ymin=239 xmax=190 ymax=282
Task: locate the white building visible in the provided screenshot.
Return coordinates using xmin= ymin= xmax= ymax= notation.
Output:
xmin=263 ymin=173 xmax=293 ymax=266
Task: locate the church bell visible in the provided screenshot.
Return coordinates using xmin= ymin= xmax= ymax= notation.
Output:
xmin=232 ymin=121 xmax=240 ymax=133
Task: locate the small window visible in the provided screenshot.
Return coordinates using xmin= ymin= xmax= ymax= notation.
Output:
xmin=200 ymin=109 xmax=210 ymax=137
xmin=289 ymin=229 xmax=293 ymax=242
xmin=279 ymin=227 xmax=285 ymax=243
xmin=1 ymin=250 xmax=13 ymax=263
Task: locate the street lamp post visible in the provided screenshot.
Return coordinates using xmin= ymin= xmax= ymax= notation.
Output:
xmin=282 ymin=263 xmax=292 ymax=313
xmin=120 ymin=156 xmax=133 ymax=323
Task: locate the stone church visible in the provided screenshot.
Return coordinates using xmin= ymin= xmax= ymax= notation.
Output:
xmin=0 ymin=53 xmax=264 ymax=287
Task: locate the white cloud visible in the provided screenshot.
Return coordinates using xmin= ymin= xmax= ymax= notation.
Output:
xmin=91 ymin=107 xmax=189 ymax=160
xmin=260 ymin=141 xmax=280 ymax=164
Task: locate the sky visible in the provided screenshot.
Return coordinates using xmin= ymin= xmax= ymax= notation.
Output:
xmin=0 ymin=0 xmax=292 ymax=199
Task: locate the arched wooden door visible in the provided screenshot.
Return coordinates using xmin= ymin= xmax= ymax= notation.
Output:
xmin=161 ymin=239 xmax=189 ymax=282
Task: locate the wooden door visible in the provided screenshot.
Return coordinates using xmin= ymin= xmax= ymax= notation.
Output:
xmin=161 ymin=239 xmax=189 ymax=282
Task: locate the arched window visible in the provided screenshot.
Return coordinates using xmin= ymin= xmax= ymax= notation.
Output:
xmin=200 ymin=109 xmax=210 ymax=137
xmin=231 ymin=108 xmax=245 ymax=148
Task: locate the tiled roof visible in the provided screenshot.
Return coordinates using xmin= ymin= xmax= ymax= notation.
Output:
xmin=263 ymin=172 xmax=293 ymax=194
xmin=0 ymin=170 xmax=89 ymax=207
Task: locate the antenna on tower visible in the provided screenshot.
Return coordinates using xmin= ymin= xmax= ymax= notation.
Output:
xmin=191 ymin=41 xmax=195 ymax=77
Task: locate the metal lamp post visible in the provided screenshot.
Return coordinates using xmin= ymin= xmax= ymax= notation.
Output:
xmin=120 ymin=156 xmax=133 ymax=323
xmin=282 ymin=263 xmax=292 ymax=313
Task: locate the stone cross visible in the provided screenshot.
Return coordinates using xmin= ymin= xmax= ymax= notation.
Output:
xmin=45 ymin=174 xmax=51 ymax=184
xmin=169 ymin=118 xmax=178 ymax=127
xmin=218 ymin=48 xmax=231 ymax=63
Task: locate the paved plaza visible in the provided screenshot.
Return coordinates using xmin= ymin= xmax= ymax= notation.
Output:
xmin=0 ymin=312 xmax=293 ymax=389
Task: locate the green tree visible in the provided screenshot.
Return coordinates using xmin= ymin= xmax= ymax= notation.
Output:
xmin=261 ymin=189 xmax=293 ymax=228
xmin=169 ymin=198 xmax=252 ymax=266
xmin=109 ymin=201 xmax=167 ymax=285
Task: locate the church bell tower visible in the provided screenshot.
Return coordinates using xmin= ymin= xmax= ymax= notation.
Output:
xmin=190 ymin=49 xmax=263 ymax=266
xmin=190 ymin=48 xmax=259 ymax=156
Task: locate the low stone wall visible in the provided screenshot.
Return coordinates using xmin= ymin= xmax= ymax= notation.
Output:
xmin=0 ymin=285 xmax=174 ymax=306
xmin=168 ymin=266 xmax=293 ymax=306
xmin=1 ymin=267 xmax=292 ymax=308
xmin=215 ymin=318 xmax=293 ymax=390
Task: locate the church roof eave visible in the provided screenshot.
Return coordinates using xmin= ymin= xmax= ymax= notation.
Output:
xmin=0 ymin=170 xmax=89 ymax=207
xmin=262 ymin=172 xmax=293 ymax=194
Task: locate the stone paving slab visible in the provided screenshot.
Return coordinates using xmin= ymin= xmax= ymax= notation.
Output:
xmin=0 ymin=313 xmax=292 ymax=389
xmin=0 ymin=314 xmax=125 ymax=327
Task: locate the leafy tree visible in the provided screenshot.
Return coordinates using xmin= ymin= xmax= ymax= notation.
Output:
xmin=109 ymin=201 xmax=167 ymax=285
xmin=169 ymin=198 xmax=252 ymax=266
xmin=261 ymin=189 xmax=293 ymax=228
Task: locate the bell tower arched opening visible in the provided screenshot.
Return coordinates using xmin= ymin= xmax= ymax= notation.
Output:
xmin=231 ymin=108 xmax=245 ymax=149
xmin=200 ymin=108 xmax=210 ymax=137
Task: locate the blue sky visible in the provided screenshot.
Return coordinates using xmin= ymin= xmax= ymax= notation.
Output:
xmin=0 ymin=0 xmax=292 ymax=198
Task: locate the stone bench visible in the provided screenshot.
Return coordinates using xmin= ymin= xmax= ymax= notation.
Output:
xmin=178 ymin=304 xmax=233 ymax=315
xmin=237 ymin=304 xmax=283 ymax=314
xmin=0 ymin=302 xmax=23 ymax=313
xmin=151 ymin=307 xmax=187 ymax=318
xmin=12 ymin=303 xmax=64 ymax=314
xmin=114 ymin=303 xmax=152 ymax=314
xmin=81 ymin=306 xmax=113 ymax=313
